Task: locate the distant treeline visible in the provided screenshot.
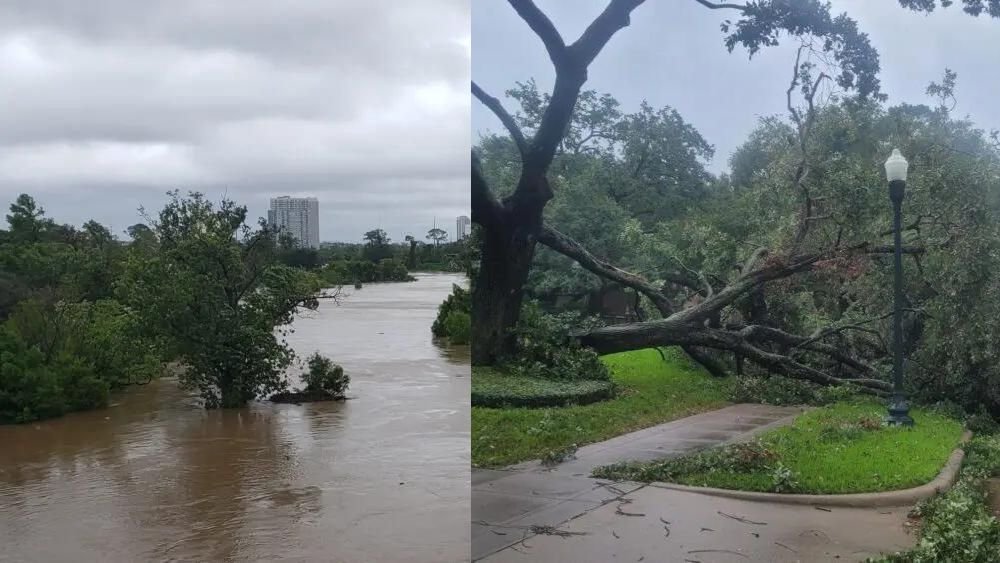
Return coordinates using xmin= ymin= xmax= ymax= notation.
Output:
xmin=275 ymin=227 xmax=474 ymax=284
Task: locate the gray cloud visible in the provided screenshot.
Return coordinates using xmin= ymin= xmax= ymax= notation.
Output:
xmin=472 ymin=0 xmax=999 ymax=175
xmin=0 ymin=0 xmax=470 ymax=242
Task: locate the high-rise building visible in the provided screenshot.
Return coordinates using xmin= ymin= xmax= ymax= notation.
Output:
xmin=268 ymin=196 xmax=320 ymax=249
xmin=456 ymin=215 xmax=471 ymax=240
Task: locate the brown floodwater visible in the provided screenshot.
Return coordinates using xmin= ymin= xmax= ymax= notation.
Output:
xmin=0 ymin=273 xmax=470 ymax=563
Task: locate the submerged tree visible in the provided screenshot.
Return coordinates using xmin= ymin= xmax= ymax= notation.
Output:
xmin=119 ymin=191 xmax=324 ymax=408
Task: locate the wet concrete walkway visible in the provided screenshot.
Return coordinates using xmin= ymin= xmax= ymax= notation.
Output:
xmin=472 ymin=404 xmax=807 ymax=560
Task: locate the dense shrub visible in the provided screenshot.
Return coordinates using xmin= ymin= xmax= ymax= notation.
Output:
xmin=503 ymin=302 xmax=611 ymax=382
xmin=432 ymin=284 xmax=470 ymax=337
xmin=0 ymin=298 xmax=163 ymax=423
xmin=728 ymin=375 xmax=857 ymax=406
xmin=443 ymin=311 xmax=471 ymax=344
xmin=302 ymin=352 xmax=350 ymax=398
xmin=0 ymin=328 xmax=112 ymax=423
xmin=472 ymin=370 xmax=614 ymax=408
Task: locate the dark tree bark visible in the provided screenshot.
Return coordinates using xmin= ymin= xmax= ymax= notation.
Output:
xmin=470 ymin=0 xmax=645 ymax=365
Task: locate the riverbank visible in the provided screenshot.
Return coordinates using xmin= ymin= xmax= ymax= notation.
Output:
xmin=0 ymin=272 xmax=470 ymax=562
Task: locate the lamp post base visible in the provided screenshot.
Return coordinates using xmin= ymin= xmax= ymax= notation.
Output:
xmin=885 ymin=395 xmax=914 ymax=427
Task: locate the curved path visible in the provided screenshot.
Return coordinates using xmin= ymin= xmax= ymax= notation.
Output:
xmin=473 ymin=403 xmax=917 ymax=562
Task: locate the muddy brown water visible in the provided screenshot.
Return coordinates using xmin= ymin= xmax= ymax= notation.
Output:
xmin=0 ymin=273 xmax=470 ymax=563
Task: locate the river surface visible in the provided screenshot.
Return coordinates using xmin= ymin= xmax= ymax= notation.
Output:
xmin=0 ymin=273 xmax=470 ymax=563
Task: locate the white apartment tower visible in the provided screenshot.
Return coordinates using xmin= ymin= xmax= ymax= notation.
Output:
xmin=268 ymin=196 xmax=320 ymax=249
xmin=456 ymin=215 xmax=471 ymax=240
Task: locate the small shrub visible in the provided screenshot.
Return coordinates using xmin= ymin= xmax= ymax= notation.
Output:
xmin=302 ymin=353 xmax=349 ymax=398
xmin=444 ymin=311 xmax=471 ymax=344
xmin=927 ymin=399 xmax=968 ymax=421
xmin=770 ymin=462 xmax=798 ymax=493
xmin=503 ymin=302 xmax=611 ymax=382
xmin=967 ymin=410 xmax=1000 ymax=435
xmin=432 ymin=284 xmax=470 ymax=337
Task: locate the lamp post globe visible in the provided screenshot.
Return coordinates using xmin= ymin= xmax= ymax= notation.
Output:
xmin=885 ymin=148 xmax=914 ymax=427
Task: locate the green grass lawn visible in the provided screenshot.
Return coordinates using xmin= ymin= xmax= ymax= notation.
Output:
xmin=472 ymin=348 xmax=731 ymax=468
xmin=594 ymin=401 xmax=965 ymax=494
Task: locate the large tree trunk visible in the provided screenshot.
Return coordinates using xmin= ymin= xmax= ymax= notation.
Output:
xmin=471 ymin=190 xmax=546 ymax=365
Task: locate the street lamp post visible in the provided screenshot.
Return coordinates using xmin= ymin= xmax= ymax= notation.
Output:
xmin=884 ymin=148 xmax=914 ymax=427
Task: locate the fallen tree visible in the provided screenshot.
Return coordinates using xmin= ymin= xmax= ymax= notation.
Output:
xmin=473 ymin=0 xmax=1000 ymax=402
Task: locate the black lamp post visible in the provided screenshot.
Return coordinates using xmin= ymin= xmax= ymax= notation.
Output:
xmin=884 ymin=148 xmax=914 ymax=427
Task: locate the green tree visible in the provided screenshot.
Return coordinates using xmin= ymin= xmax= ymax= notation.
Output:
xmin=362 ymin=228 xmax=393 ymax=262
xmin=426 ymin=227 xmax=448 ymax=247
xmin=119 ymin=191 xmax=322 ymax=408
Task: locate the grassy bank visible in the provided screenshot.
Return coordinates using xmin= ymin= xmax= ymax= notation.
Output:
xmin=595 ymin=401 xmax=964 ymax=494
xmin=472 ymin=348 xmax=730 ymax=468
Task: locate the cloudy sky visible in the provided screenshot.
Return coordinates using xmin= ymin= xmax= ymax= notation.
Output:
xmin=473 ymin=1 xmax=999 ymax=174
xmin=0 ymin=1 xmax=470 ymax=243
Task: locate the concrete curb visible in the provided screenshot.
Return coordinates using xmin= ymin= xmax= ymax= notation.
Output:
xmin=648 ymin=430 xmax=973 ymax=508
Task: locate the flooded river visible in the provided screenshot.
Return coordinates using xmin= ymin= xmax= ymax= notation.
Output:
xmin=0 ymin=273 xmax=470 ymax=563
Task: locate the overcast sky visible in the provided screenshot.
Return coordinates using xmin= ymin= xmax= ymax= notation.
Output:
xmin=473 ymin=1 xmax=999 ymax=175
xmin=0 ymin=1 xmax=470 ymax=243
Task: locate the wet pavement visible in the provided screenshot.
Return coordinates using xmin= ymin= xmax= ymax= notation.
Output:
xmin=0 ymin=272 xmax=470 ymax=563
xmin=480 ymin=485 xmax=914 ymax=562
xmin=472 ymin=404 xmax=805 ymax=560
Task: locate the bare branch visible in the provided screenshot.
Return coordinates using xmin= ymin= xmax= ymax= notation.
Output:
xmin=472 ymin=82 xmax=528 ymax=156
xmin=692 ymin=0 xmax=747 ymax=10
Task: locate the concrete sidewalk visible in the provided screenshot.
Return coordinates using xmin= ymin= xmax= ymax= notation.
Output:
xmin=472 ymin=404 xmax=806 ymax=560
xmin=481 ymin=485 xmax=915 ymax=562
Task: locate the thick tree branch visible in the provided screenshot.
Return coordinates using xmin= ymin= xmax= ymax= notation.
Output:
xmin=570 ymin=0 xmax=646 ymax=68
xmin=508 ymin=0 xmax=568 ymax=66
xmin=578 ymin=321 xmax=889 ymax=394
xmin=518 ymin=0 xmax=645 ymax=184
xmin=538 ymin=224 xmax=672 ymax=314
xmin=539 ymin=224 xmax=731 ymax=377
xmin=472 ymin=82 xmax=528 ymax=156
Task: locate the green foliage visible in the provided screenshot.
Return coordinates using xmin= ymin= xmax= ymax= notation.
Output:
xmin=443 ymin=311 xmax=471 ymax=345
xmin=118 ymin=191 xmax=321 ymax=408
xmin=301 ymin=352 xmax=349 ymax=398
xmin=473 ymin=348 xmax=730 ymax=467
xmin=540 ymin=443 xmax=579 ymax=467
xmin=432 ymin=284 xmax=471 ymax=337
xmin=471 ymin=369 xmax=614 ymax=408
xmin=728 ymin=375 xmax=858 ymax=406
xmin=0 ymin=326 xmax=112 ymax=424
xmin=594 ymin=402 xmax=964 ymax=494
xmin=320 ymin=258 xmax=415 ymax=285
xmin=361 ymin=229 xmax=394 ymax=262
xmin=503 ymin=303 xmax=611 ymax=382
